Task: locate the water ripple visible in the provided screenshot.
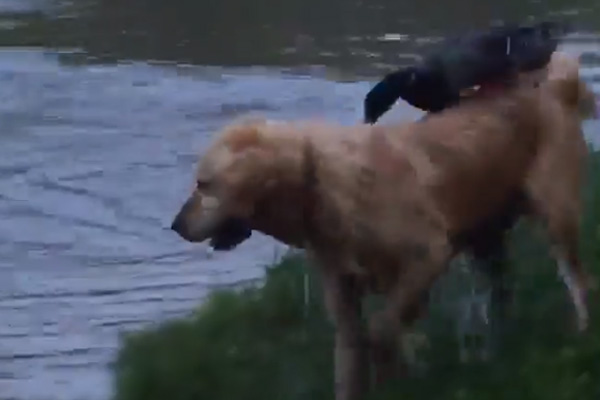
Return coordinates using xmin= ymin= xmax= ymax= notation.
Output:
xmin=0 ymin=41 xmax=598 ymax=400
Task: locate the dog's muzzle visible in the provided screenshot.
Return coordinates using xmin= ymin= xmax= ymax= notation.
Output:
xmin=170 ymin=210 xmax=207 ymax=242
xmin=171 ymin=214 xmax=252 ymax=250
xmin=170 ymin=195 xmax=221 ymax=243
xmin=170 ymin=196 xmax=253 ymax=250
xmin=170 ymin=214 xmax=189 ymax=238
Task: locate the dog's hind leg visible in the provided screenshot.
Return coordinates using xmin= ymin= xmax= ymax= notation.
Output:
xmin=457 ymin=196 xmax=526 ymax=342
xmin=524 ymin=123 xmax=596 ymax=332
xmin=549 ymin=219 xmax=591 ymax=333
xmin=526 ymin=179 xmax=594 ymax=332
xmin=555 ymin=248 xmax=590 ymax=332
xmin=470 ymin=238 xmax=511 ymax=347
xmin=368 ymin=237 xmax=452 ymax=384
xmin=368 ymin=288 xmax=429 ymax=384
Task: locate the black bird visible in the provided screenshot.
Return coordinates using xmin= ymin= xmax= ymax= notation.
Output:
xmin=364 ymin=20 xmax=570 ymax=124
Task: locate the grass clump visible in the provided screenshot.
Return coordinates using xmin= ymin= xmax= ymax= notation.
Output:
xmin=114 ymin=256 xmax=334 ymax=400
xmin=114 ymin=151 xmax=600 ymax=400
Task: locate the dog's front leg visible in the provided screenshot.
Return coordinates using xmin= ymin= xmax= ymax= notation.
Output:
xmin=319 ymin=266 xmax=369 ymax=400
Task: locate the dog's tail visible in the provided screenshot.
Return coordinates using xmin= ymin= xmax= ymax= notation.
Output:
xmin=547 ymin=52 xmax=598 ymax=120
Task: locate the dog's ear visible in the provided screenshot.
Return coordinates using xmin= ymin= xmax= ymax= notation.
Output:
xmin=219 ymin=119 xmax=277 ymax=185
xmin=223 ymin=118 xmax=267 ymax=154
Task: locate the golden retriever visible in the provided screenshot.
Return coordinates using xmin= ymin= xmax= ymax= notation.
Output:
xmin=171 ymin=53 xmax=597 ymax=400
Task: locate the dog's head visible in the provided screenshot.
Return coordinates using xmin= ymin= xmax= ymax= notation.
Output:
xmin=170 ymin=117 xmax=280 ymax=250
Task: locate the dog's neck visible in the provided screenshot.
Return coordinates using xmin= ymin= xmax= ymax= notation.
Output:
xmin=246 ymin=126 xmax=323 ymax=249
xmin=247 ymin=121 xmax=374 ymax=251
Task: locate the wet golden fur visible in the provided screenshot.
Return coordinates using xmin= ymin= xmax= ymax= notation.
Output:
xmin=171 ymin=52 xmax=597 ymax=400
xmin=546 ymin=51 xmax=598 ymax=119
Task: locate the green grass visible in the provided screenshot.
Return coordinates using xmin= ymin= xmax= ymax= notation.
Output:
xmin=113 ymin=151 xmax=600 ymax=400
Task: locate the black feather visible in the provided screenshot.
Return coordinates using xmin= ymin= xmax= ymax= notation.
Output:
xmin=364 ymin=20 xmax=570 ymax=124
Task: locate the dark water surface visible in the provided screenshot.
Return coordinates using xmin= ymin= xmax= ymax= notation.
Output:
xmin=0 ymin=0 xmax=599 ymax=399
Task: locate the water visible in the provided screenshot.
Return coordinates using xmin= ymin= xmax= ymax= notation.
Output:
xmin=0 ymin=0 xmax=599 ymax=399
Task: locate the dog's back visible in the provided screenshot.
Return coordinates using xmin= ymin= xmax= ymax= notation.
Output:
xmin=357 ymin=67 xmax=586 ymax=239
xmin=299 ymin=93 xmax=540 ymax=270
xmin=381 ymin=90 xmax=543 ymax=232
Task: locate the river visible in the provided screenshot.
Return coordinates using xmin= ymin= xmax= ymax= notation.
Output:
xmin=0 ymin=0 xmax=599 ymax=399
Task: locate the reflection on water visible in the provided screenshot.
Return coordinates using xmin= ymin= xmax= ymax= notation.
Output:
xmin=1 ymin=0 xmax=600 ymax=73
xmin=0 ymin=0 xmax=599 ymax=400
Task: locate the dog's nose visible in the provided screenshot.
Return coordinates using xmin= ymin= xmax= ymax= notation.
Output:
xmin=171 ymin=216 xmax=183 ymax=233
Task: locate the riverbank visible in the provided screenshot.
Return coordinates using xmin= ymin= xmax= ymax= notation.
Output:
xmin=113 ymin=151 xmax=600 ymax=400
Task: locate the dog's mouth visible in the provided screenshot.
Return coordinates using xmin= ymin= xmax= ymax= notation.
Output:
xmin=208 ymin=217 xmax=253 ymax=251
xmin=171 ymin=198 xmax=252 ymax=249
